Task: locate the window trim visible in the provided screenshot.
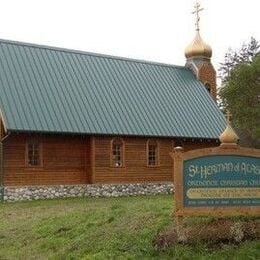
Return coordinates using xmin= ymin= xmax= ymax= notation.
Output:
xmin=110 ymin=137 xmax=125 ymax=168
xmin=25 ymin=139 xmax=43 ymax=168
xmin=146 ymin=139 xmax=159 ymax=167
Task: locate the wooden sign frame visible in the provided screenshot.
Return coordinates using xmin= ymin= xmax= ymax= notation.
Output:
xmin=170 ymin=144 xmax=260 ymax=220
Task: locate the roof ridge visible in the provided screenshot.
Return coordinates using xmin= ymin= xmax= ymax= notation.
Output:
xmin=0 ymin=38 xmax=188 ymax=70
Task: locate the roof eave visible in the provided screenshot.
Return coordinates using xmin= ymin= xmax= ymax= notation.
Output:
xmin=6 ymin=128 xmax=220 ymax=141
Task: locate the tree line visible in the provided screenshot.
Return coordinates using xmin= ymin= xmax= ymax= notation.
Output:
xmin=218 ymin=37 xmax=260 ymax=148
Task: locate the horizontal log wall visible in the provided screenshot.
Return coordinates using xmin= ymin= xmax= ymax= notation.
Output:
xmin=94 ymin=137 xmax=172 ymax=183
xmin=2 ymin=133 xmax=218 ymax=186
xmin=3 ymin=134 xmax=90 ymax=186
xmin=93 ymin=136 xmax=217 ymax=183
xmin=0 ymin=118 xmax=4 ymax=140
xmin=0 ymin=116 xmax=4 ymax=186
xmin=183 ymin=140 xmax=219 ymax=151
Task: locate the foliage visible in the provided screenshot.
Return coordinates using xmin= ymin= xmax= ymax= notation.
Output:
xmin=219 ymin=37 xmax=260 ymax=83
xmin=218 ymin=38 xmax=260 ymax=147
xmin=0 ymin=196 xmax=259 ymax=259
xmin=219 ymin=56 xmax=260 ymax=143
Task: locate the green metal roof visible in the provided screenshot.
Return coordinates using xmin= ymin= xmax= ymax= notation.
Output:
xmin=0 ymin=39 xmax=226 ymax=139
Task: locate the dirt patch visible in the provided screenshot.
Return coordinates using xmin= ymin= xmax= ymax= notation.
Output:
xmin=154 ymin=219 xmax=260 ymax=250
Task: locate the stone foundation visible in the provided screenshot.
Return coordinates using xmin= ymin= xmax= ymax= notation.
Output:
xmin=2 ymin=182 xmax=174 ymax=202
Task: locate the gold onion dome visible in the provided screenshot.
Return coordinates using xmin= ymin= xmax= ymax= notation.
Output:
xmin=185 ymin=31 xmax=212 ymax=59
xmin=219 ymin=124 xmax=239 ymax=145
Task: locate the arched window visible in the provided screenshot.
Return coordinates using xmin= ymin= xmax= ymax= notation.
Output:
xmin=174 ymin=139 xmax=183 ymax=148
xmin=205 ymin=83 xmax=211 ymax=93
xmin=147 ymin=140 xmax=159 ymax=166
xmin=111 ymin=138 xmax=124 ymax=167
xmin=26 ymin=139 xmax=42 ymax=167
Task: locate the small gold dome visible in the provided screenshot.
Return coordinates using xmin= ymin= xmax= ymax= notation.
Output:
xmin=185 ymin=31 xmax=212 ymax=59
xmin=219 ymin=124 xmax=239 ymax=144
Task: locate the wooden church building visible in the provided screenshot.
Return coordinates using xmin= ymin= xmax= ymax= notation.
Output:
xmin=0 ymin=27 xmax=226 ymax=187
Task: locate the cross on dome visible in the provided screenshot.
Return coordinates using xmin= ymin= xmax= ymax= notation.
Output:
xmin=192 ymin=2 xmax=204 ymax=31
xmin=226 ymin=110 xmax=232 ymax=124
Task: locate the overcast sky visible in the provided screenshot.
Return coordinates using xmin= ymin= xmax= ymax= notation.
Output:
xmin=0 ymin=0 xmax=259 ymax=74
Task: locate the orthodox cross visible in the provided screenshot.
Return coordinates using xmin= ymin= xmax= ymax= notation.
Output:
xmin=192 ymin=2 xmax=204 ymax=31
xmin=226 ymin=110 xmax=231 ymax=124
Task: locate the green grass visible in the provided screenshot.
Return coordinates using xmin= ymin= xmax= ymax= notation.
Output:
xmin=0 ymin=195 xmax=259 ymax=259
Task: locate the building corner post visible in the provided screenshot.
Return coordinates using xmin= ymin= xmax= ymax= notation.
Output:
xmin=0 ymin=141 xmax=4 ymax=201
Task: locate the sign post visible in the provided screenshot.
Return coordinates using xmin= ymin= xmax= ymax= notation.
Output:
xmin=170 ymin=125 xmax=260 ymax=235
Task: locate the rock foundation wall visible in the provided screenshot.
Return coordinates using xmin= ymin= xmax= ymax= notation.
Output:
xmin=2 ymin=183 xmax=174 ymax=202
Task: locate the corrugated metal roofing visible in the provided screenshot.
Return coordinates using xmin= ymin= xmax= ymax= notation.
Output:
xmin=0 ymin=39 xmax=226 ymax=139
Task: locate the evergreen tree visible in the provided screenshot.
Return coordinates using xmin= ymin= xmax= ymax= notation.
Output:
xmin=219 ymin=47 xmax=260 ymax=148
xmin=219 ymin=37 xmax=260 ymax=83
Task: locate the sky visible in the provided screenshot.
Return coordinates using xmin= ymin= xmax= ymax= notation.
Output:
xmin=0 ymin=0 xmax=259 ymax=75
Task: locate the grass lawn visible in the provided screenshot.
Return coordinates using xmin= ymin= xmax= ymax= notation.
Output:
xmin=0 ymin=195 xmax=259 ymax=259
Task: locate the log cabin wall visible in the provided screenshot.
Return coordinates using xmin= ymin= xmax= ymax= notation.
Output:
xmin=94 ymin=137 xmax=173 ymax=183
xmin=3 ymin=134 xmax=91 ymax=186
xmin=2 ymin=133 xmax=218 ymax=186
xmin=183 ymin=140 xmax=219 ymax=151
xmin=93 ymin=136 xmax=218 ymax=183
xmin=0 ymin=117 xmax=3 ymax=186
xmin=0 ymin=118 xmax=4 ymax=140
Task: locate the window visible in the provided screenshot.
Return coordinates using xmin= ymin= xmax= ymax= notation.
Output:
xmin=205 ymin=83 xmax=211 ymax=93
xmin=111 ymin=138 xmax=124 ymax=167
xmin=27 ymin=140 xmax=41 ymax=167
xmin=174 ymin=139 xmax=183 ymax=148
xmin=147 ymin=140 xmax=158 ymax=166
